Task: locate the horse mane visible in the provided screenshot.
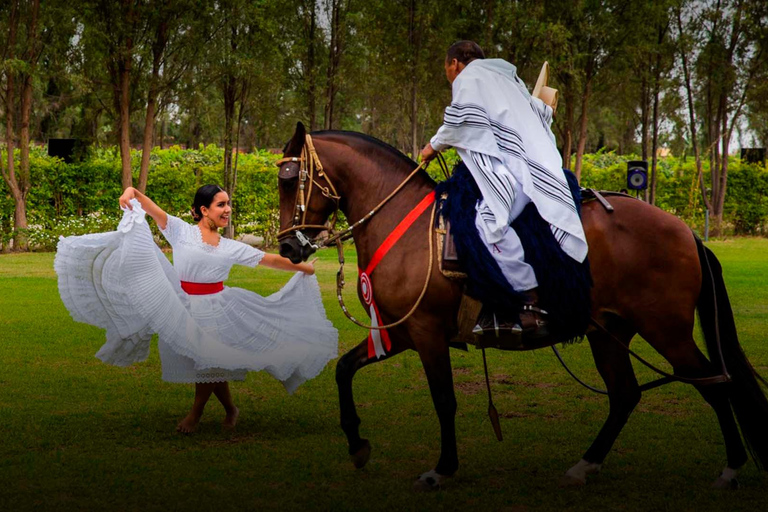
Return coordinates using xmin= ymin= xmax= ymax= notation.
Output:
xmin=312 ymin=130 xmax=434 ymax=184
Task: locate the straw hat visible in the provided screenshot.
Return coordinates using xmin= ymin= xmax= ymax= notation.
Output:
xmin=533 ymin=61 xmax=558 ymax=111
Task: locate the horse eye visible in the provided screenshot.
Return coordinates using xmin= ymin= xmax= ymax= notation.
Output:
xmin=280 ymin=178 xmax=298 ymax=191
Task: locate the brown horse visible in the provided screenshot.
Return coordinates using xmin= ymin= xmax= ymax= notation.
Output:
xmin=276 ymin=122 xmax=768 ymax=491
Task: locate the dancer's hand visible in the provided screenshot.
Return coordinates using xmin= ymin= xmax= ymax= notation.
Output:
xmin=303 ymin=257 xmax=318 ymax=276
xmin=119 ymin=188 xmax=136 ymax=210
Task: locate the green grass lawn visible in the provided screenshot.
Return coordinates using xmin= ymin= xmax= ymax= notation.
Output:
xmin=1 ymin=239 xmax=767 ymax=511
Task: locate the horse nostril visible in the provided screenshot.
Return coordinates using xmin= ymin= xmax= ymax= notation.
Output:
xmin=279 ymin=240 xmax=303 ymax=264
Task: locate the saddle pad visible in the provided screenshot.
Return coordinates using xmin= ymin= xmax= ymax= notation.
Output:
xmin=434 ymin=162 xmax=592 ymax=343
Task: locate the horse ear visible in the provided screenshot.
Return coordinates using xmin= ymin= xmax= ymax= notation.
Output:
xmin=285 ymin=122 xmax=307 ymax=155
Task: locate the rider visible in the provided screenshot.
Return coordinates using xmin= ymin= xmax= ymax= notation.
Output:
xmin=420 ymin=41 xmax=588 ymax=337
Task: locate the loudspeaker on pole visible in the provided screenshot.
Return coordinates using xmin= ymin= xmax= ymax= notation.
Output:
xmin=627 ymin=160 xmax=648 ymax=191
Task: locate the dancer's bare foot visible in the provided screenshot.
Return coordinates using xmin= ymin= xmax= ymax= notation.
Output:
xmin=176 ymin=411 xmax=202 ymax=434
xmin=222 ymin=406 xmax=239 ymax=431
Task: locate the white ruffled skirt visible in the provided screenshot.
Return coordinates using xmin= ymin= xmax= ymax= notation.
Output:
xmin=54 ymin=211 xmax=338 ymax=393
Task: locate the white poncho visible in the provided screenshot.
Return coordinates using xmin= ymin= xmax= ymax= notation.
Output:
xmin=431 ymin=58 xmax=588 ymax=263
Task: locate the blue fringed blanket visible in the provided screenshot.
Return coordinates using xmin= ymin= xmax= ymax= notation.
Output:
xmin=435 ymin=162 xmax=592 ymax=343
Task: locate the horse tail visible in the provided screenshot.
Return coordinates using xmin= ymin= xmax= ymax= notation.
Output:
xmin=695 ymin=236 xmax=768 ymax=469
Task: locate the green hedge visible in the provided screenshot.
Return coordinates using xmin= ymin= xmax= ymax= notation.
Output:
xmin=578 ymin=150 xmax=768 ymax=236
xmin=1 ymin=145 xmax=283 ymax=250
xmin=1 ymin=145 xmax=767 ymax=251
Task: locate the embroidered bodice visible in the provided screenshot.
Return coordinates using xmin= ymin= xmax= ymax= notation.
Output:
xmin=160 ymin=215 xmax=265 ymax=283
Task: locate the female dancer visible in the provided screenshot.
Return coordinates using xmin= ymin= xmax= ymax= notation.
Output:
xmin=55 ymin=184 xmax=338 ymax=433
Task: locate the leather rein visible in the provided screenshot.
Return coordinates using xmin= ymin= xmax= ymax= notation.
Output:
xmin=275 ymin=134 xmax=436 ymax=331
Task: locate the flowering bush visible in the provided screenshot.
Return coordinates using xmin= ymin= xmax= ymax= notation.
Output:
xmin=26 ymin=213 xmax=122 ymax=251
xmin=1 ymin=144 xmax=766 ymax=251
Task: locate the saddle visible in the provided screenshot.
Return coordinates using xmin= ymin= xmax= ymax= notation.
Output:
xmin=438 ymin=188 xmax=618 ymax=351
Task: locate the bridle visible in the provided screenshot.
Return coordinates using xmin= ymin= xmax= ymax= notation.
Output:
xmin=275 ymin=133 xmax=432 ymax=250
xmin=275 ymin=134 xmax=342 ymax=252
xmin=275 ymin=133 xmax=442 ymax=332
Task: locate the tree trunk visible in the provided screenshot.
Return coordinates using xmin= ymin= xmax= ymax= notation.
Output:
xmin=4 ymin=73 xmax=15 ymax=204
xmin=138 ymin=19 xmax=169 ymax=193
xmin=677 ymin=8 xmax=710 ymax=214
xmin=648 ymin=24 xmax=666 ymax=206
xmin=573 ymin=61 xmax=593 ymax=181
xmin=649 ymin=82 xmax=660 ymax=206
xmin=408 ymin=0 xmax=418 ymax=159
xmin=112 ymin=0 xmax=136 ymax=191
xmin=223 ymin=83 xmax=235 ymax=192
xmin=640 ymin=73 xmax=649 ymax=161
xmin=484 ymin=0 xmax=495 ymax=54
xmin=324 ymin=0 xmax=343 ymax=130
xmin=558 ymin=73 xmax=574 ymax=169
xmin=306 ymin=0 xmax=317 ymax=131
xmin=118 ymin=57 xmax=133 ymax=190
xmin=1 ymin=0 xmax=28 ymax=251
xmin=226 ymin=86 xmax=247 ymax=240
xmin=16 ymin=74 xmax=33 ymax=250
xmin=712 ymin=104 xmax=731 ymax=237
xmin=160 ymin=114 xmax=166 ymax=149
xmin=138 ymin=94 xmax=157 ymax=193
xmin=222 ymin=70 xmax=236 ymax=238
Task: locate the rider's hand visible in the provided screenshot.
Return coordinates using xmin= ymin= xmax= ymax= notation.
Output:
xmin=420 ymin=143 xmax=437 ymax=163
xmin=119 ymin=187 xmax=136 ymax=210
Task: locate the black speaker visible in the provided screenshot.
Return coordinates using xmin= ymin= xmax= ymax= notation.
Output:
xmin=741 ymin=148 xmax=766 ymax=165
xmin=48 ymin=138 xmax=79 ymax=163
xmin=627 ymin=160 xmax=648 ymax=191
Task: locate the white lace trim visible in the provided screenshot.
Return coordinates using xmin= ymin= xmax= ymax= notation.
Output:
xmin=192 ymin=224 xmax=221 ymax=253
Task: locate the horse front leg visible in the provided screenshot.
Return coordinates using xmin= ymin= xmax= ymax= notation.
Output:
xmin=413 ymin=337 xmax=457 ymax=492
xmin=336 ymin=338 xmax=406 ymax=469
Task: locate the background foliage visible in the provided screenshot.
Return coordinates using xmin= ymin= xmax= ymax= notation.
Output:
xmin=1 ymin=145 xmax=766 ymax=251
xmin=2 ymin=0 xmax=768 ymax=248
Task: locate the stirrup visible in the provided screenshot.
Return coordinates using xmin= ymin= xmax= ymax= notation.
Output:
xmin=472 ymin=312 xmax=523 ymax=338
xmin=520 ymin=304 xmax=550 ymax=339
xmin=522 ymin=304 xmax=549 ymax=316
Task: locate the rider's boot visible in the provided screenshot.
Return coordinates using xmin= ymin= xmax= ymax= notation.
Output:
xmin=519 ymin=288 xmax=550 ymax=339
xmin=472 ymin=306 xmax=522 ymax=342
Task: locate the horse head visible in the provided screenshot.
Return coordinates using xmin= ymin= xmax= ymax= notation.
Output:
xmin=277 ymin=122 xmax=340 ymax=263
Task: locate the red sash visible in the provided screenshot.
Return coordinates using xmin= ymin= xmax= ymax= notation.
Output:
xmin=180 ymin=281 xmax=224 ymax=295
xmin=359 ymin=191 xmax=435 ymax=359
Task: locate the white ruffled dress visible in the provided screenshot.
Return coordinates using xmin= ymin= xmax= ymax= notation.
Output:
xmin=54 ymin=201 xmax=338 ymax=393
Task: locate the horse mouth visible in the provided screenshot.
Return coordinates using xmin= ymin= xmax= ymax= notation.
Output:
xmin=279 ymin=237 xmax=305 ymax=264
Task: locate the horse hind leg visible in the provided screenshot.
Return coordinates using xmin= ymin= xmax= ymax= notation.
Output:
xmin=695 ymin=371 xmax=748 ymax=490
xmin=643 ymin=329 xmax=748 ymax=489
xmin=336 ymin=338 xmax=407 ymax=469
xmin=562 ymin=322 xmax=641 ymax=487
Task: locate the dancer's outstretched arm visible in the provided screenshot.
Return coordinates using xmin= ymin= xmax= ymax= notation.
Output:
xmin=260 ymin=254 xmax=316 ymax=276
xmin=118 ymin=187 xmax=168 ymax=230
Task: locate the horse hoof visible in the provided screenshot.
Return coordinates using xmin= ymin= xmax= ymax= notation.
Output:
xmin=413 ymin=469 xmax=446 ymax=492
xmin=561 ymin=459 xmax=600 ymax=487
xmin=712 ymin=476 xmax=739 ymax=490
xmin=350 ymin=439 xmax=371 ymax=469
xmin=559 ymin=474 xmax=586 ymax=488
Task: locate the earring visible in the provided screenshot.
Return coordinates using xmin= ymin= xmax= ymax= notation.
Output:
xmin=206 ymin=216 xmax=216 ymax=229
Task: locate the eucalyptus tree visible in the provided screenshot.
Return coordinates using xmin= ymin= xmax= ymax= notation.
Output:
xmin=1 ymin=0 xmax=75 ymax=250
xmin=136 ymin=0 xmax=216 ymax=192
xmin=678 ymin=0 xmax=767 ymax=236
xmin=78 ymin=0 xmax=149 ymax=190
xmin=201 ymin=0 xmax=288 ymax=236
